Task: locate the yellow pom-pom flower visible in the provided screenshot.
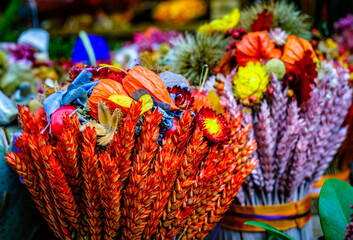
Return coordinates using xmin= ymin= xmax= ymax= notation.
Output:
xmin=198 ymin=8 xmax=240 ymax=35
xmin=233 ymin=61 xmax=270 ymax=105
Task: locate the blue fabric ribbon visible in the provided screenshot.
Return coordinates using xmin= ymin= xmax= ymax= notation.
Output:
xmin=156 ymin=107 xmax=174 ymax=131
xmin=43 ymin=69 xmax=98 ymax=123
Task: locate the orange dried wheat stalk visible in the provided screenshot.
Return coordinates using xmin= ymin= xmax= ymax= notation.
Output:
xmin=121 ymin=108 xmax=163 ymax=239
xmin=143 ymin=138 xmax=184 ymax=239
xmin=100 ymin=151 xmax=122 ymax=240
xmin=108 ymin=101 xmax=142 ymax=188
xmin=158 ymin=126 xmax=208 ymax=239
xmin=81 ymin=127 xmax=103 ymax=240
xmin=57 ymin=115 xmax=81 ymax=196
xmin=45 ymin=154 xmax=81 ymax=238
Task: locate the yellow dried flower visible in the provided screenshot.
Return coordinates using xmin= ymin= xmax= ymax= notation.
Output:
xmin=324 ymin=38 xmax=338 ymax=49
xmin=233 ymin=61 xmax=269 ymax=105
xmin=318 ymin=38 xmax=339 ymax=59
xmin=198 ymin=8 xmax=240 ymax=35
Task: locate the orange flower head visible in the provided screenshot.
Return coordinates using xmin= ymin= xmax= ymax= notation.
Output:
xmin=235 ymin=30 xmax=282 ymax=67
xmin=195 ymin=108 xmax=230 ymax=143
xmin=281 ymin=35 xmax=317 ymax=73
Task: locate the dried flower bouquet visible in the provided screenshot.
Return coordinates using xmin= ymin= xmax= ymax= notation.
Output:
xmin=179 ymin=3 xmax=353 ymax=239
xmin=5 ymin=65 xmax=258 ymax=240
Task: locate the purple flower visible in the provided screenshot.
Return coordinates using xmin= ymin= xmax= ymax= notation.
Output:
xmin=6 ymin=43 xmax=36 ymax=64
xmin=132 ymin=27 xmax=179 ymax=51
xmin=334 ymin=14 xmax=353 ymax=32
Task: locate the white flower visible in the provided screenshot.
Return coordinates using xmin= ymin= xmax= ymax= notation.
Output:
xmin=268 ymin=28 xmax=288 ymax=46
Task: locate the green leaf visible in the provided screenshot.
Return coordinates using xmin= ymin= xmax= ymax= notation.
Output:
xmin=245 ymin=221 xmax=295 ymax=240
xmin=319 ymin=178 xmax=353 ymax=240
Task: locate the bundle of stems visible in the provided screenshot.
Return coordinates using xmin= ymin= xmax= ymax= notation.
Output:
xmin=217 ymin=62 xmax=352 ymax=240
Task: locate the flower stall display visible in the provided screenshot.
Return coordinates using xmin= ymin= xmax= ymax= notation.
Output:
xmin=164 ymin=2 xmax=352 ymax=239
xmin=5 ymin=64 xmax=258 ymax=240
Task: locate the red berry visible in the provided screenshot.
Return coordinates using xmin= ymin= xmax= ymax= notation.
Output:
xmin=229 ymin=41 xmax=237 ymax=49
xmin=243 ymin=97 xmax=250 ymax=105
xmin=232 ymin=31 xmax=240 ymax=39
xmin=249 ymin=95 xmax=258 ymax=104
xmin=239 ymin=28 xmax=247 ymax=34
xmin=50 ymin=106 xmax=76 ymax=138
xmin=226 ymin=29 xmax=234 ymax=35
xmin=267 ymin=86 xmax=274 ymax=95
xmin=287 ymin=74 xmax=295 ymax=82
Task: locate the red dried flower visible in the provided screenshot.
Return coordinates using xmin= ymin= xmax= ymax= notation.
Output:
xmin=194 ymin=108 xmax=230 ymax=143
xmin=167 ymin=86 xmax=194 ymax=109
xmin=214 ymin=53 xmax=237 ymax=75
xmin=284 ymin=50 xmax=318 ymax=105
xmin=250 ymin=9 xmax=274 ymax=32
xmin=68 ymin=66 xmax=126 ymax=82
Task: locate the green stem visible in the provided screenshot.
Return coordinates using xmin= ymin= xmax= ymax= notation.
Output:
xmin=198 ymin=64 xmax=209 ymax=93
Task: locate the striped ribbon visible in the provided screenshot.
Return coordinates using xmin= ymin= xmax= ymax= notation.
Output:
xmin=309 ymin=168 xmax=351 ymax=199
xmin=222 ymin=196 xmax=312 ymax=231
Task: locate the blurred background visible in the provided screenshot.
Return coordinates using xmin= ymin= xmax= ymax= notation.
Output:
xmin=1 ymin=0 xmax=353 ymax=60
